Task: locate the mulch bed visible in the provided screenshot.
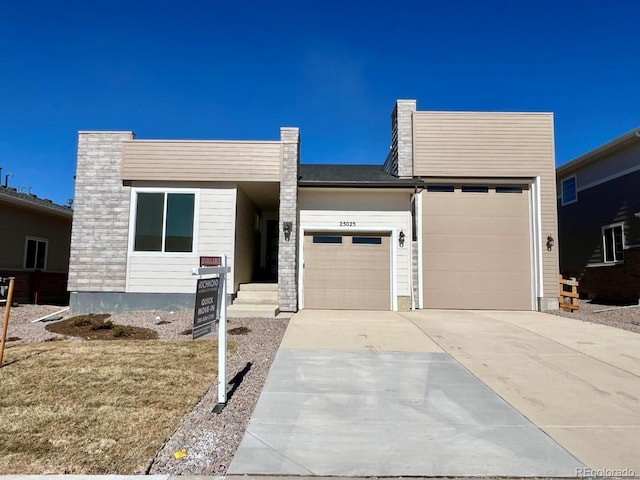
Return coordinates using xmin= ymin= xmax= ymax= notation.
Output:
xmin=45 ymin=314 xmax=158 ymax=340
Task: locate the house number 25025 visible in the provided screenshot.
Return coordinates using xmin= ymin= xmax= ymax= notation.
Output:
xmin=339 ymin=221 xmax=356 ymax=227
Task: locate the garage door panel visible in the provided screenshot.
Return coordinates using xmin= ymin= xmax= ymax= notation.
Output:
xmin=423 ymin=253 xmax=532 ymax=272
xmin=424 ymin=235 xmax=531 ymax=255
xmin=304 ymin=233 xmax=391 ymax=310
xmin=425 ymin=194 xmax=529 ymax=217
xmin=422 ymin=188 xmax=533 ymax=310
xmin=424 ymin=216 xmax=530 ymax=236
xmin=423 ymin=290 xmax=531 ymax=310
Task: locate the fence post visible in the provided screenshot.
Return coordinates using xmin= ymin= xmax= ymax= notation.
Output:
xmin=0 ymin=277 xmax=16 ymax=367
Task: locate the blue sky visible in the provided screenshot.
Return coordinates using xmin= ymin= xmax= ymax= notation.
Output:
xmin=1 ymin=0 xmax=638 ymax=205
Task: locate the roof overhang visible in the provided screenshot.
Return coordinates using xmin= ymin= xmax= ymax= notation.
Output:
xmin=557 ymin=128 xmax=640 ymax=177
xmin=0 ymin=190 xmax=73 ymax=219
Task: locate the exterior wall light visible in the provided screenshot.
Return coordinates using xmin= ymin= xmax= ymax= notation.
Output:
xmin=546 ymin=235 xmax=554 ymax=251
xmin=283 ymin=221 xmax=292 ymax=241
xmin=399 ymin=230 xmax=406 ymax=248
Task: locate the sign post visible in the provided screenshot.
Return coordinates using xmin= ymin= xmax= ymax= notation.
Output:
xmin=192 ymin=255 xmax=230 ymax=413
xmin=0 ymin=277 xmax=16 ymax=368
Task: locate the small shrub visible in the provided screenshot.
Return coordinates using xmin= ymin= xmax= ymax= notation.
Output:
xmin=73 ymin=318 xmax=91 ymax=327
xmin=91 ymin=320 xmax=114 ymax=331
xmin=113 ymin=327 xmax=129 ymax=338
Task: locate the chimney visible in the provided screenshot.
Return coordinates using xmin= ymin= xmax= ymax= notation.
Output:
xmin=391 ymin=99 xmax=416 ymax=178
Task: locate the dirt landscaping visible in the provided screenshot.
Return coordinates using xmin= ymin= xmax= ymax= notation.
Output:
xmin=553 ymin=299 xmax=640 ymax=334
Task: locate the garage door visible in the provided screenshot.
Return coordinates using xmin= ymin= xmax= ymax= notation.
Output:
xmin=304 ymin=232 xmax=391 ymax=310
xmin=422 ymin=185 xmax=533 ymax=310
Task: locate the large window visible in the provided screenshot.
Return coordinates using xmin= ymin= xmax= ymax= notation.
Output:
xmin=133 ymin=192 xmax=195 ymax=253
xmin=602 ymin=223 xmax=624 ymax=263
xmin=561 ymin=176 xmax=577 ymax=205
xmin=25 ymin=237 xmax=47 ymax=270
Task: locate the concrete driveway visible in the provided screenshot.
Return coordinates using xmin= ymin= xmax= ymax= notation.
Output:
xmin=228 ymin=309 xmax=640 ymax=476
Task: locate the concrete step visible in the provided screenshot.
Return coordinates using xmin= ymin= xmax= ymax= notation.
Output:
xmin=239 ymin=283 xmax=278 ymax=292
xmin=233 ymin=296 xmax=278 ymax=305
xmin=236 ymin=290 xmax=278 ymax=301
xmin=227 ymin=304 xmax=279 ymax=318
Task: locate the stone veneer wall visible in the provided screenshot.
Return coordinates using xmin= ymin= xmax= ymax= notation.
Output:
xmin=278 ymin=127 xmax=300 ymax=312
xmin=395 ymin=100 xmax=416 ymax=179
xmin=68 ymin=131 xmax=134 ymax=292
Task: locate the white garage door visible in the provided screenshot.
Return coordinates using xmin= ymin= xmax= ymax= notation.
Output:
xmin=422 ymin=185 xmax=533 ymax=310
xmin=304 ymin=232 xmax=391 ymax=310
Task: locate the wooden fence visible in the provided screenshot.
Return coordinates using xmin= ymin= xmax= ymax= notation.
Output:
xmin=559 ymin=275 xmax=579 ymax=312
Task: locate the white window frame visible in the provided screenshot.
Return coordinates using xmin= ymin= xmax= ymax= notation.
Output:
xmin=561 ymin=176 xmax=578 ymax=206
xmin=601 ymin=222 xmax=625 ymax=263
xmin=24 ymin=236 xmax=48 ymax=270
xmin=128 ymin=187 xmax=200 ymax=257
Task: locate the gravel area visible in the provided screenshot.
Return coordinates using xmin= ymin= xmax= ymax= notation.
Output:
xmin=552 ymin=299 xmax=640 ymax=334
xmin=2 ymin=304 xmax=289 ymax=475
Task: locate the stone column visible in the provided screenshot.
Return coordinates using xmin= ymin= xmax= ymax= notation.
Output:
xmin=68 ymin=131 xmax=134 ymax=294
xmin=278 ymin=127 xmax=300 ymax=312
xmin=395 ymin=99 xmax=416 ymax=178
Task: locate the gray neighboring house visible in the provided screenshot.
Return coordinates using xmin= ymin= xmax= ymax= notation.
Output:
xmin=0 ymin=183 xmax=73 ymax=304
xmin=557 ymin=128 xmax=640 ymax=303
xmin=68 ymin=99 xmax=560 ymax=315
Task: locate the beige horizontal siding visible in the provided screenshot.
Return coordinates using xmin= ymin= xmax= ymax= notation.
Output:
xmin=413 ymin=111 xmax=559 ymax=300
xmin=299 ymin=190 xmax=412 ymax=297
xmin=126 ymin=187 xmax=238 ymax=294
xmin=122 ymin=140 xmax=282 ymax=182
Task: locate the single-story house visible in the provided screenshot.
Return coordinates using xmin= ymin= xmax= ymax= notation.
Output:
xmin=0 ymin=181 xmax=73 ymax=304
xmin=68 ymin=99 xmax=560 ymax=315
xmin=557 ymin=128 xmax=640 ymax=303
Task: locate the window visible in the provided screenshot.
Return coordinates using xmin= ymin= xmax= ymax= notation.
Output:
xmin=496 ymin=186 xmax=524 ymax=194
xmin=426 ymin=185 xmax=454 ymax=192
xmin=602 ymin=224 xmax=624 ymax=263
xmin=561 ymin=176 xmax=577 ymax=205
xmin=461 ymin=186 xmax=489 ymax=193
xmin=133 ymin=192 xmax=195 ymax=253
xmin=312 ymin=235 xmax=342 ymax=244
xmin=25 ymin=237 xmax=47 ymax=270
xmin=352 ymin=236 xmax=382 ymax=245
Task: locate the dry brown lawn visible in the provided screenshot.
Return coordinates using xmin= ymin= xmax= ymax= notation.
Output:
xmin=0 ymin=339 xmax=228 ymax=474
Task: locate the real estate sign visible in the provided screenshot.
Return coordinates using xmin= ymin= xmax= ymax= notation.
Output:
xmin=193 ymin=277 xmax=220 ymax=339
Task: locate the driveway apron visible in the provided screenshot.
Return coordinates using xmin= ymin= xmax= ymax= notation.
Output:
xmin=228 ymin=310 xmax=583 ymax=476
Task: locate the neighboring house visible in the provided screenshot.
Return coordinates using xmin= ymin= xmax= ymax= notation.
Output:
xmin=68 ymin=100 xmax=560 ymax=315
xmin=557 ymin=128 xmax=640 ymax=303
xmin=0 ymin=184 xmax=73 ymax=304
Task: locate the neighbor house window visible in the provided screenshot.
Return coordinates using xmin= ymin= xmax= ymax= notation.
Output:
xmin=24 ymin=237 xmax=47 ymax=270
xmin=133 ymin=192 xmax=195 ymax=253
xmin=561 ymin=176 xmax=577 ymax=205
xmin=602 ymin=223 xmax=624 ymax=263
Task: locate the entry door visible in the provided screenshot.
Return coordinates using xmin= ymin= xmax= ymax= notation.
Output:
xmin=304 ymin=232 xmax=391 ymax=310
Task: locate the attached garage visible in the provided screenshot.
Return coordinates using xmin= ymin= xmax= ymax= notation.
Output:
xmin=422 ymin=185 xmax=533 ymax=310
xmin=303 ymin=232 xmax=391 ymax=310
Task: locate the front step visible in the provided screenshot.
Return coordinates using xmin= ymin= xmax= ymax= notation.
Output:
xmin=239 ymin=283 xmax=277 ymax=292
xmin=236 ymin=290 xmax=277 ymax=301
xmin=227 ymin=304 xmax=279 ymax=318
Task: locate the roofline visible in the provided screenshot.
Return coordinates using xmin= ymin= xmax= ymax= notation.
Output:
xmin=0 ymin=190 xmax=73 ymax=219
xmin=298 ymin=181 xmax=423 ymax=189
xmin=557 ymin=127 xmax=640 ymax=177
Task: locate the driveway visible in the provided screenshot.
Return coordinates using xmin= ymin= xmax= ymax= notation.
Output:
xmin=228 ymin=309 xmax=640 ymax=476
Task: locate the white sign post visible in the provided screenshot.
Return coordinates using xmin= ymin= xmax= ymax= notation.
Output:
xmin=192 ymin=255 xmax=230 ymax=413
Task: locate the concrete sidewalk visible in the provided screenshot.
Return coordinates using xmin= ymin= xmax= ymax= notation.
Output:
xmin=229 ymin=310 xmax=583 ymax=476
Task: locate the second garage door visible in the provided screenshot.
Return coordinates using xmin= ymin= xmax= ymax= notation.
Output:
xmin=422 ymin=185 xmax=533 ymax=310
xmin=303 ymin=232 xmax=391 ymax=310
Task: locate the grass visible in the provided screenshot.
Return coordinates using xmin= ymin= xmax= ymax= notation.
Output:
xmin=0 ymin=338 xmax=232 ymax=474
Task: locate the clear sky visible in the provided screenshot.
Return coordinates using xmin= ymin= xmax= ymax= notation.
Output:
xmin=1 ymin=0 xmax=638 ymax=205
